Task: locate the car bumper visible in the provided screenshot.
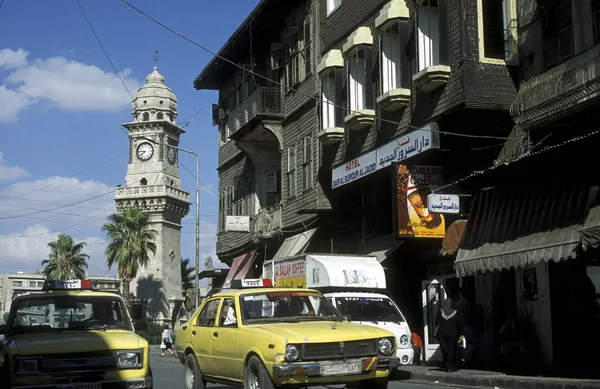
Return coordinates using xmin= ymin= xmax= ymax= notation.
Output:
xmin=396 ymin=347 xmax=414 ymax=365
xmin=11 ymin=376 xmax=153 ymax=389
xmin=272 ymin=355 xmax=400 ymax=378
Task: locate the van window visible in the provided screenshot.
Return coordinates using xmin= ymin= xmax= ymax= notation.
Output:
xmin=335 ymin=296 xmax=404 ymax=323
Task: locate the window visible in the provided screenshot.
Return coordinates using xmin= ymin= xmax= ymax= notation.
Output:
xmin=327 ymin=0 xmax=341 ymax=16
xmin=302 ymin=137 xmax=313 ymax=190
xmin=347 ymin=47 xmax=369 ymax=112
xmin=196 ymin=299 xmax=220 ymax=327
xmin=480 ymin=0 xmax=516 ymax=62
xmin=13 ymin=281 xmax=22 ymax=287
xmin=218 ymin=189 xmax=226 ymax=232
xmin=142 ymin=112 xmax=150 ymax=121
xmin=417 ymin=4 xmax=440 ymax=71
xmin=286 ymin=147 xmax=297 ymax=198
xmin=285 ymin=27 xmax=301 ymax=87
xmin=543 ymin=1 xmax=573 ymax=68
xmin=227 ymin=185 xmax=235 ymax=216
xmin=157 ymin=112 xmax=164 ymax=120
xmin=220 ymin=298 xmax=238 ymax=327
xmin=302 ymin=18 xmax=312 ymax=77
xmin=320 ymin=66 xmax=346 ymax=130
xmin=233 ymin=178 xmax=251 ymax=216
xmin=381 ymin=22 xmax=402 ymax=94
xmin=265 ymin=170 xmax=281 ymax=207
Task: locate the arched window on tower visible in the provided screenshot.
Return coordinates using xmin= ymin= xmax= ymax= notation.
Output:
xmin=157 ymin=112 xmax=164 ymax=120
xmin=142 ymin=112 xmax=149 ymax=121
xmin=140 ymin=178 xmax=148 ymax=185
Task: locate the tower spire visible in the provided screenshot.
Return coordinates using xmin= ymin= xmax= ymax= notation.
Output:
xmin=153 ymin=49 xmax=160 ymax=68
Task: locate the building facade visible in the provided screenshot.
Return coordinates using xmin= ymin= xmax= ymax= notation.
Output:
xmin=114 ymin=66 xmax=191 ymax=324
xmin=0 ymin=273 xmax=120 ymax=322
xmin=196 ymin=0 xmax=518 ymax=363
xmin=449 ymin=0 xmax=600 ymax=376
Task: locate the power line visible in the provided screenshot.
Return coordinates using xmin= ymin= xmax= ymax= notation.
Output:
xmin=77 ymin=0 xmax=134 ymax=100
xmin=180 ymin=101 xmax=216 ymax=130
xmin=179 ymin=160 xmax=217 ymax=196
xmin=121 ymin=0 xmax=519 ymax=142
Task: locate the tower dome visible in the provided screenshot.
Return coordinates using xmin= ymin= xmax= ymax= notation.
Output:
xmin=132 ymin=66 xmax=178 ymax=123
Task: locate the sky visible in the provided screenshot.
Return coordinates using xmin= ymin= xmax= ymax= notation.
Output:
xmin=0 ymin=0 xmax=259 ymax=279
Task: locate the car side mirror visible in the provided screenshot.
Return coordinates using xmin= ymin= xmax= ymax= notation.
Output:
xmin=133 ymin=321 xmax=147 ymax=331
xmin=0 ymin=324 xmax=6 ymax=336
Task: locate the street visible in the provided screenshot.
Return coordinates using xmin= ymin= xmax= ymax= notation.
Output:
xmin=150 ymin=349 xmax=451 ymax=389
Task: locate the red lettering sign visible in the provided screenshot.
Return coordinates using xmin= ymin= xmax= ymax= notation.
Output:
xmin=275 ymin=260 xmax=306 ymax=279
xmin=346 ymin=159 xmax=360 ymax=171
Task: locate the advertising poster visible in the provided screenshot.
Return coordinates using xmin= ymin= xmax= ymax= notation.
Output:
xmin=392 ymin=164 xmax=445 ymax=239
xmin=274 ymin=260 xmax=306 ymax=288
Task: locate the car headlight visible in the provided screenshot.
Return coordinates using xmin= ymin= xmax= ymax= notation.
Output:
xmin=378 ymin=338 xmax=394 ymax=356
xmin=117 ymin=351 xmax=143 ymax=368
xmin=285 ymin=344 xmax=300 ymax=362
xmin=17 ymin=358 xmax=41 ymax=374
xmin=399 ymin=335 xmax=409 ymax=346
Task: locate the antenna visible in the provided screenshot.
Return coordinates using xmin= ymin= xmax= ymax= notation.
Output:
xmin=153 ymin=49 xmax=160 ymax=67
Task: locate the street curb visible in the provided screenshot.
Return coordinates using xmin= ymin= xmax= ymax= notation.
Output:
xmin=396 ymin=368 xmax=600 ymax=389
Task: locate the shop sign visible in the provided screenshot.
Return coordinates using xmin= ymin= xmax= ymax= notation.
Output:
xmin=274 ymin=260 xmax=306 ymax=288
xmin=225 ymin=216 xmax=250 ymax=232
xmin=427 ymin=194 xmax=460 ymax=214
xmin=392 ymin=164 xmax=446 ymax=239
xmin=331 ymin=124 xmax=440 ymax=189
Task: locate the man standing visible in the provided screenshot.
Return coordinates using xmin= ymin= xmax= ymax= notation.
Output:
xmin=456 ymin=286 xmax=477 ymax=368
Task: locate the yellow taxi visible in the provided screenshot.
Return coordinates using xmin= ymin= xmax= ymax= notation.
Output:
xmin=0 ymin=279 xmax=152 ymax=389
xmin=175 ymin=279 xmax=400 ymax=389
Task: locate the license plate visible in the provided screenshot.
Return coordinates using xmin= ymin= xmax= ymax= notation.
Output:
xmin=56 ymin=384 xmax=101 ymax=389
xmin=320 ymin=361 xmax=362 ymax=376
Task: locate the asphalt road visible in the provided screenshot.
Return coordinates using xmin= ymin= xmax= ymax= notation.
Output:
xmin=150 ymin=349 xmax=452 ymax=389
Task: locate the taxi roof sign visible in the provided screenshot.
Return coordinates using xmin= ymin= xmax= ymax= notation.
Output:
xmin=42 ymin=279 xmax=94 ymax=291
xmin=230 ymin=279 xmax=273 ymax=288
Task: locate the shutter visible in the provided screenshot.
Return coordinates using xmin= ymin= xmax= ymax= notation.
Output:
xmin=271 ymin=43 xmax=283 ymax=68
xmin=304 ymin=18 xmax=312 ymax=76
xmin=211 ymin=104 xmax=219 ymax=127
xmin=544 ymin=34 xmax=559 ymax=68
xmin=398 ymin=19 xmax=410 ymax=88
xmin=437 ymin=0 xmax=450 ymax=66
xmin=558 ymin=26 xmax=573 ymax=61
xmin=556 ymin=2 xmax=572 ymax=28
xmin=595 ymin=10 xmax=600 ymax=44
xmin=363 ymin=46 xmax=375 ymax=110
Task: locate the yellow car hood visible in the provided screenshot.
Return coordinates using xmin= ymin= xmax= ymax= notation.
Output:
xmin=11 ymin=331 xmax=144 ymax=355
xmin=251 ymin=321 xmax=393 ymax=343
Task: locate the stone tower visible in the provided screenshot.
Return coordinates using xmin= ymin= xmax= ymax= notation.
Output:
xmin=114 ymin=66 xmax=191 ymax=324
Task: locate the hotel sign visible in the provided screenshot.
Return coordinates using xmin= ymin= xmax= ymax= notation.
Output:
xmin=331 ymin=124 xmax=440 ymax=189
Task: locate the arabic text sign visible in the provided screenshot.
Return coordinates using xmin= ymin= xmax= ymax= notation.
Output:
xmin=331 ymin=125 xmax=438 ymax=189
xmin=225 ymin=216 xmax=250 ymax=232
xmin=427 ymin=194 xmax=460 ymax=214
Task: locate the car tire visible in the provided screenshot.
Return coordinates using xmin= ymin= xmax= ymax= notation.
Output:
xmin=244 ymin=355 xmax=275 ymax=389
xmin=354 ymin=378 xmax=388 ymax=389
xmin=184 ymin=353 xmax=206 ymax=389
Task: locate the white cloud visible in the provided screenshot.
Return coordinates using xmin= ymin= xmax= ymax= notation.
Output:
xmin=0 ymin=151 xmax=29 ymax=181
xmin=0 ymin=48 xmax=29 ymax=69
xmin=0 ymin=48 xmax=141 ymax=122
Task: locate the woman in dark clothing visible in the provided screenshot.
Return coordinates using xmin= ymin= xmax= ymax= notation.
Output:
xmin=435 ymin=298 xmax=462 ymax=372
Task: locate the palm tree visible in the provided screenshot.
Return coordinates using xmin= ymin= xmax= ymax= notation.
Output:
xmin=41 ymin=234 xmax=89 ymax=280
xmin=102 ymin=207 xmax=157 ymax=306
xmin=180 ymin=258 xmax=196 ymax=310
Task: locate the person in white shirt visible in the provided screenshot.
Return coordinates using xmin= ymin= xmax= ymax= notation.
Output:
xmin=223 ymin=303 xmax=237 ymax=326
xmin=161 ymin=325 xmax=175 ymax=357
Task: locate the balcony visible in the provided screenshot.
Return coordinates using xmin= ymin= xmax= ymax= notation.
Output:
xmin=114 ymin=184 xmax=191 ymax=215
xmin=253 ymin=204 xmax=282 ymax=239
xmin=228 ymin=87 xmax=283 ymax=137
xmin=412 ymin=65 xmax=451 ymax=93
xmin=511 ymin=44 xmax=600 ymax=129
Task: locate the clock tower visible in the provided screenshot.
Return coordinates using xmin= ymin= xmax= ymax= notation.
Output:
xmin=114 ymin=66 xmax=191 ymax=324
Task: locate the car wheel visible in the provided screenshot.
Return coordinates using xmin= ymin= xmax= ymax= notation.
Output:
xmin=184 ymin=353 xmax=205 ymax=389
xmin=244 ymin=355 xmax=274 ymax=389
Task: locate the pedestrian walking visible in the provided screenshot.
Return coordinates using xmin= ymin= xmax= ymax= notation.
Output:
xmin=435 ymin=298 xmax=462 ymax=372
xmin=161 ymin=325 xmax=175 ymax=357
xmin=411 ymin=332 xmax=423 ymax=365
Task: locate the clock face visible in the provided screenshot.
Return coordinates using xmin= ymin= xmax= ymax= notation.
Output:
xmin=167 ymin=147 xmax=177 ymax=164
xmin=136 ymin=142 xmax=154 ymax=161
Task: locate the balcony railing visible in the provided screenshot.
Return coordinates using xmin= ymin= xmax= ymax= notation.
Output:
xmin=253 ymin=204 xmax=282 ymax=239
xmin=115 ymin=184 xmax=191 ymax=203
xmin=511 ymin=44 xmax=600 ymax=129
xmin=228 ymin=87 xmax=283 ymax=134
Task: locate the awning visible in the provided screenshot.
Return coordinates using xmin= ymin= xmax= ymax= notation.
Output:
xmin=440 ymin=219 xmax=467 ymax=256
xmin=272 ymin=228 xmax=317 ymax=260
xmin=455 ymin=183 xmax=589 ymax=277
xmin=222 ymin=250 xmax=257 ymax=288
xmin=581 ymin=187 xmax=600 ymax=250
xmin=356 ymin=234 xmax=404 ymax=263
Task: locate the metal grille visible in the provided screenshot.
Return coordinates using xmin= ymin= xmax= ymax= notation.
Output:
xmin=301 ymin=339 xmax=377 ymax=361
xmin=40 ymin=351 xmax=117 ymax=373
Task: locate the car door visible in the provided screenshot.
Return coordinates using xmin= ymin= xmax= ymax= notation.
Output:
xmin=209 ymin=297 xmax=242 ymax=380
xmin=192 ymin=298 xmax=221 ymax=375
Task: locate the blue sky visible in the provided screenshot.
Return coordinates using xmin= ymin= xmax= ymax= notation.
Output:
xmin=0 ymin=0 xmax=259 ymax=276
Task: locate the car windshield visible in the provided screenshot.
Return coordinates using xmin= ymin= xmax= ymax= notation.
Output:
xmin=8 ymin=295 xmax=132 ymax=335
xmin=240 ymin=291 xmax=344 ymax=324
xmin=334 ymin=296 xmax=405 ymax=323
